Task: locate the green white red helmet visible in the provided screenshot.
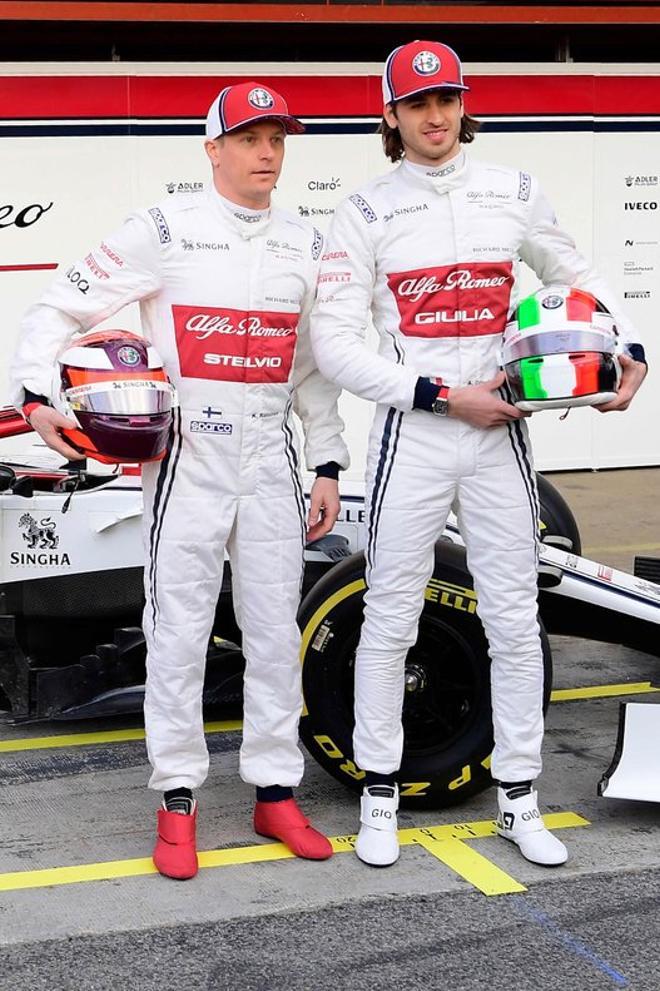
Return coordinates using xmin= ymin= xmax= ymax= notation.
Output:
xmin=502 ymin=286 xmax=621 ymax=412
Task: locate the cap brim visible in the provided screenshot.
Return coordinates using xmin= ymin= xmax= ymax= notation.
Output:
xmin=224 ymin=113 xmax=305 ymax=136
xmin=385 ymin=81 xmax=469 ymax=106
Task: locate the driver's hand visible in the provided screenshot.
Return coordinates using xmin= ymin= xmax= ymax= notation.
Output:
xmin=307 ymin=477 xmax=340 ymax=543
xmin=448 ymin=371 xmax=530 ymax=428
xmin=593 ymin=353 xmax=647 ymax=413
xmin=27 ymin=405 xmax=85 ymax=460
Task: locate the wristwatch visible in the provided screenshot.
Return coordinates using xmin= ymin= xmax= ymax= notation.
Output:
xmin=431 ymin=385 xmax=451 ymax=417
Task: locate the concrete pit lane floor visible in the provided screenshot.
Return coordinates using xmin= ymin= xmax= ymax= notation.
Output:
xmin=1 ymin=468 xmax=660 ymax=991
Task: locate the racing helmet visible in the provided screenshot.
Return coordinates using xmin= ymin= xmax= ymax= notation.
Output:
xmin=502 ymin=286 xmax=621 ymax=412
xmin=55 ymin=330 xmax=176 ymax=464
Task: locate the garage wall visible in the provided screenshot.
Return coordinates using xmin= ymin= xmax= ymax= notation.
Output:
xmin=1 ymin=62 xmax=658 ymax=474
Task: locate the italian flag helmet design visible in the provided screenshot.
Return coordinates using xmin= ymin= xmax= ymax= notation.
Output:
xmin=502 ymin=286 xmax=621 ymax=412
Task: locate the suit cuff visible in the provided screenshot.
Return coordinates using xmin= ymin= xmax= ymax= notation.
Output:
xmin=21 ymin=389 xmax=49 ymax=424
xmin=413 ymin=377 xmax=441 ymax=412
xmin=315 ymin=461 xmax=340 ymax=480
xmin=626 ymin=343 xmax=647 ymax=367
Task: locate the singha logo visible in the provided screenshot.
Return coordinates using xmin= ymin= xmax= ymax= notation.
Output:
xmin=19 ymin=514 xmax=59 ymax=550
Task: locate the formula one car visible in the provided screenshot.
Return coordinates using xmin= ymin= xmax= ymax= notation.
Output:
xmin=1 ymin=406 xmax=659 ymax=807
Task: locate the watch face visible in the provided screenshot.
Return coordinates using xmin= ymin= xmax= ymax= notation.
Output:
xmin=432 ymin=397 xmax=449 ymax=416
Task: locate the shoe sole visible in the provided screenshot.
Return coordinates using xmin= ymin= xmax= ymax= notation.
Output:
xmin=355 ymin=854 xmax=400 ymax=868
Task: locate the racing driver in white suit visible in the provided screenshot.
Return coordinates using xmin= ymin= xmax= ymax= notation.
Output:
xmin=10 ymin=82 xmax=349 ymax=879
xmin=311 ymin=41 xmax=647 ymax=868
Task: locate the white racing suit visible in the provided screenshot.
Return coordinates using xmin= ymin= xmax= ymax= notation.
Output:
xmin=311 ymin=151 xmax=638 ymax=781
xmin=11 ymin=188 xmax=349 ymax=791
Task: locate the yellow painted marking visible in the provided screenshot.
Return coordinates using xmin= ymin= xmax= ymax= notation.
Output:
xmin=415 ymin=835 xmax=526 ymax=896
xmin=0 ymin=720 xmax=242 ymax=754
xmin=551 ymin=682 xmax=660 ymax=702
xmin=0 ymin=812 xmax=589 ymax=894
xmin=2 ymin=682 xmax=658 ymax=755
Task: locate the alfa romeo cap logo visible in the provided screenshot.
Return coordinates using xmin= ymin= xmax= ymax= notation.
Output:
xmin=541 ymin=295 xmax=564 ymax=310
xmin=413 ymin=51 xmax=441 ymax=76
xmin=248 ymin=87 xmax=275 ymax=109
xmin=117 ymin=345 xmax=141 ymax=366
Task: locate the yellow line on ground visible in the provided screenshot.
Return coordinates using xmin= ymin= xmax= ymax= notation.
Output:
xmin=412 ymin=812 xmax=587 ymax=897
xmin=3 ymin=681 xmax=658 ymax=755
xmin=0 ymin=813 xmax=589 ymax=895
xmin=0 ymin=720 xmax=242 ymax=754
xmin=415 ymin=835 xmax=527 ymax=896
xmin=550 ymin=682 xmax=660 ymax=702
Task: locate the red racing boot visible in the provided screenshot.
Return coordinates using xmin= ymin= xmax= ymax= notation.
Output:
xmin=153 ymin=803 xmax=199 ymax=879
xmin=254 ymin=798 xmax=333 ymax=860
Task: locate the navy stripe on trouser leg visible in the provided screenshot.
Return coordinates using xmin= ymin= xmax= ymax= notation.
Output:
xmin=456 ymin=421 xmax=544 ymax=783
xmin=142 ymin=440 xmax=237 ymax=792
xmin=354 ymin=417 xmax=457 ymax=775
xmin=281 ymin=400 xmax=307 ymax=594
xmin=229 ymin=463 xmax=307 ymax=788
xmin=366 ymin=407 xmax=397 ymax=575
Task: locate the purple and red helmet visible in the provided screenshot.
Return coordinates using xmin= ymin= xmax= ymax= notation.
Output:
xmin=56 ymin=330 xmax=176 ymax=464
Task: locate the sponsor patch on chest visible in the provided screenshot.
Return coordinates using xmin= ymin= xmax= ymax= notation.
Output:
xmin=172 ymin=305 xmax=299 ymax=383
xmin=386 ymin=262 xmax=514 ymax=338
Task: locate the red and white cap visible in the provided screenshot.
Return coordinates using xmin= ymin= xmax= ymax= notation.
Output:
xmin=382 ymin=40 xmax=469 ymax=105
xmin=205 ymin=81 xmax=305 ymax=138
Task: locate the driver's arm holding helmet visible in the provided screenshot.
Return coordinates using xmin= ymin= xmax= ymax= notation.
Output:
xmin=512 ymin=178 xmax=647 ymax=411
xmin=10 ymin=82 xmax=350 ymax=881
xmin=11 ymin=214 xmax=163 ymax=461
xmin=310 ymin=39 xmax=646 ymax=871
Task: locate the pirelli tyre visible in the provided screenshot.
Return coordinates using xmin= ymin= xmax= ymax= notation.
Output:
xmin=536 ymin=473 xmax=581 ymax=555
xmin=299 ymin=540 xmax=553 ymax=810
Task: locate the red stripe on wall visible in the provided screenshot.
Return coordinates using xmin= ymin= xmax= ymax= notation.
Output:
xmin=0 ymin=263 xmax=59 ymax=272
xmin=1 ymin=74 xmax=659 ymax=120
xmin=1 ymin=4 xmax=659 ymax=26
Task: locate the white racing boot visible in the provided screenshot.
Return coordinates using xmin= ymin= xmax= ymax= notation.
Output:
xmin=355 ymin=784 xmax=400 ymax=867
xmin=496 ymin=784 xmax=568 ymax=866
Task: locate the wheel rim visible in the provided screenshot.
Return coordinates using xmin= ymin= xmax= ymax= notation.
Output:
xmin=402 ymin=615 xmax=486 ymax=756
xmin=319 ymin=613 xmax=488 ymax=758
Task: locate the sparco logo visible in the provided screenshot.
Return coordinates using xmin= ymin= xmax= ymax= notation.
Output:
xmin=396 ymin=268 xmax=508 ymax=304
xmin=624 ymin=202 xmax=658 ymax=210
xmin=11 ymin=514 xmax=71 ymax=566
xmin=387 ymin=262 xmax=513 ymax=340
xmin=0 ymin=201 xmax=53 ymax=230
xmin=185 ymin=313 xmax=295 ymax=340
